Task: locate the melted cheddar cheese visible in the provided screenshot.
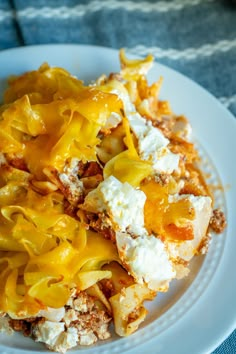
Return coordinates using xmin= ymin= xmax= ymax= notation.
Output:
xmin=0 ymin=50 xmax=217 ymax=344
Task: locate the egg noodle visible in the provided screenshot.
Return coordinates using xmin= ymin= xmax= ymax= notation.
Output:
xmin=0 ymin=50 xmax=226 ymax=352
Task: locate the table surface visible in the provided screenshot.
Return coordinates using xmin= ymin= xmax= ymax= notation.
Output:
xmin=0 ymin=0 xmax=235 ymax=353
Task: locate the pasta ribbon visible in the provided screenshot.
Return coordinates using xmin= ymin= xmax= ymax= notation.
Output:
xmin=27 ymin=276 xmax=70 ymax=308
xmin=141 ymin=179 xmax=195 ymax=241
xmin=2 ymin=95 xmax=47 ymax=136
xmin=119 ymin=48 xmax=154 ymax=81
xmin=23 ymin=232 xmax=118 ymax=309
xmin=103 ymin=116 xmax=152 ymax=186
xmin=0 ymin=163 xmax=119 ymax=315
xmin=3 ymin=269 xmax=43 ymax=317
xmin=109 ymin=284 xmax=155 ymax=336
xmin=73 ymin=230 xmax=119 ymax=271
xmin=76 ymin=270 xmax=112 ymax=291
xmin=4 ymin=63 xmax=84 ymax=104
xmin=0 ymin=228 xmax=119 ymax=314
xmin=1 ymin=84 xmax=123 ymax=179
xmin=0 ymin=185 xmax=81 ymax=254
xmin=104 ymin=150 xmax=152 ymax=187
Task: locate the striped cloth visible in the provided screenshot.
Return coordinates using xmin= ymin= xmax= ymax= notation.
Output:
xmin=0 ymin=0 xmax=236 ymax=117
xmin=0 ymin=0 xmax=236 ymax=353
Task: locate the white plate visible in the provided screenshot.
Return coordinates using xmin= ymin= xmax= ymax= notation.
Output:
xmin=0 ymin=44 xmax=235 ymax=354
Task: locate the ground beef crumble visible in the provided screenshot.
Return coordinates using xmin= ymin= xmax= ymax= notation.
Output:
xmin=85 ymin=212 xmax=116 ymax=242
xmin=209 ymin=208 xmax=227 ymax=234
xmin=7 ymin=290 xmax=111 ymax=353
xmin=197 ymin=233 xmax=212 ymax=255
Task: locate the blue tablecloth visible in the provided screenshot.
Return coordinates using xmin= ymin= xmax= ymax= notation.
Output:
xmin=0 ymin=0 xmax=235 ymax=353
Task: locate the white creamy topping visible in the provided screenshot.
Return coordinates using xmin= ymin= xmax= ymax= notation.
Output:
xmin=6 ymin=307 xmax=65 ymax=322
xmin=0 ymin=316 xmax=13 ymax=335
xmin=38 ymin=307 xmax=65 ymax=322
xmin=128 ymin=114 xmax=179 ymax=173
xmin=111 ymin=88 xmax=134 ymax=114
xmin=0 ymin=153 xmax=6 ymax=166
xmin=172 ymin=116 xmax=192 ymax=140
xmin=102 ymin=112 xmax=122 ymax=131
xmin=116 ymin=232 xmax=176 ymax=291
xmin=151 ymin=146 xmax=180 ymax=174
xmin=58 ymin=172 xmax=83 ymax=193
xmin=64 ymin=157 xmax=80 ymax=175
xmin=58 ymin=157 xmax=84 ymax=204
xmin=79 ymin=331 xmax=97 ymax=346
xmin=34 ymin=321 xmax=65 ymax=347
xmin=34 ymin=321 xmax=78 ymax=353
xmin=167 ymin=194 xmax=212 ymax=261
xmin=63 ymin=309 xmax=78 ymax=327
xmin=83 ymin=175 xmax=147 ymax=235
xmin=128 ymin=114 xmax=169 ymax=152
xmin=54 ymin=327 xmax=78 ymax=353
xmin=110 ymin=88 xmax=180 ymax=174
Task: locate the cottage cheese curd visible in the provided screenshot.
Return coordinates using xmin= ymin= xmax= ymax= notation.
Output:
xmin=34 ymin=321 xmax=78 ymax=353
xmin=83 ymin=175 xmax=147 ymax=235
xmin=102 ymin=112 xmax=122 ymax=131
xmin=39 ymin=307 xmax=66 ymax=322
xmin=58 ymin=158 xmax=84 ymax=204
xmin=116 ymin=232 xmax=175 ymax=291
xmin=110 ymin=88 xmax=180 ymax=173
